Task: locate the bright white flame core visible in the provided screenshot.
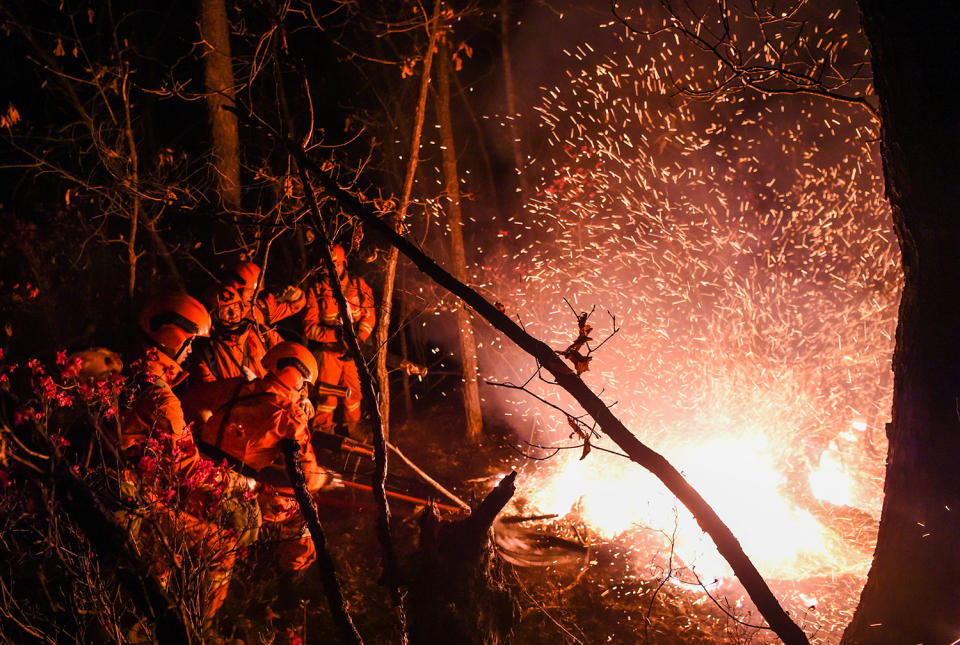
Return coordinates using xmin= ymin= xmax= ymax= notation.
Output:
xmin=521 ymin=409 xmax=872 ymax=582
xmin=809 ymin=441 xmax=853 ymax=506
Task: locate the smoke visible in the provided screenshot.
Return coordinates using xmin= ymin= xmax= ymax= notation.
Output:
xmin=475 ymin=2 xmax=896 ymax=577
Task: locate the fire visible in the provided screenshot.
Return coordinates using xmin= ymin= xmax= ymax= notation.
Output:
xmin=471 ymin=11 xmax=895 ymax=639
xmin=522 ymin=423 xmax=869 ymax=583
xmin=809 ymin=440 xmax=853 ymax=507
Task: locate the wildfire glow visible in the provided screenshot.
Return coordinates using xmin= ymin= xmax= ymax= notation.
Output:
xmin=522 ymin=416 xmax=870 ymax=584
xmin=467 ymin=8 xmax=896 ymax=640
xmin=809 ymin=441 xmax=854 ymax=506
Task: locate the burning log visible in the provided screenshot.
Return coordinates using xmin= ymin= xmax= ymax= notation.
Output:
xmin=406 ymin=472 xmax=519 ymax=645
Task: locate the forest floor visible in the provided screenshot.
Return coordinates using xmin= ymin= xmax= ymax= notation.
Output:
xmin=210 ymin=380 xmax=834 ymax=645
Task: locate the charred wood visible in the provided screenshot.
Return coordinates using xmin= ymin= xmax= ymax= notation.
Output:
xmin=406 ymin=471 xmax=518 ymax=645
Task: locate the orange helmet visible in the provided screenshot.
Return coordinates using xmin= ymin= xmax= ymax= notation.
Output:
xmin=216 ymin=284 xmax=243 ymax=307
xmin=262 ymin=341 xmax=318 ymax=385
xmin=138 ymin=293 xmax=211 ymax=359
xmin=224 ymin=261 xmax=261 ymax=301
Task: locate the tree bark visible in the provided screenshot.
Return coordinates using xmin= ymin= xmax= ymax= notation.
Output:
xmin=280 ymin=439 xmax=363 ymax=645
xmin=435 ymin=40 xmax=484 ymax=443
xmin=122 ymin=62 xmax=140 ymax=301
xmin=374 ymin=0 xmax=442 ymax=440
xmin=293 ymin=160 xmax=408 ymax=641
xmin=292 ymin=156 xmax=809 ymax=645
xmin=200 ymin=0 xmax=241 ymax=212
xmin=842 ymin=3 xmax=960 ymax=643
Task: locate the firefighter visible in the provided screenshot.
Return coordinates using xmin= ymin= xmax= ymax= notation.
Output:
xmin=119 ymin=293 xmax=240 ymax=625
xmin=190 ymin=260 xmax=306 ymax=383
xmin=302 ymin=245 xmax=375 ymax=436
xmin=121 ymin=292 xmax=210 ymax=473
xmin=183 ymin=341 xmax=329 ymax=571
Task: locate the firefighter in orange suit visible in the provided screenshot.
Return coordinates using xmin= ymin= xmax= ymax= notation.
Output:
xmin=119 ymin=293 xmax=239 ymax=624
xmin=302 ymin=245 xmax=375 ymax=436
xmin=183 ymin=341 xmax=328 ymax=571
xmin=190 ymin=261 xmax=306 ymax=383
xmin=121 ymin=292 xmax=210 ymax=473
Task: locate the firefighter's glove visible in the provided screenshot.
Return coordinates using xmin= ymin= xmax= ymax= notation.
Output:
xmin=299 ymin=396 xmax=316 ymax=419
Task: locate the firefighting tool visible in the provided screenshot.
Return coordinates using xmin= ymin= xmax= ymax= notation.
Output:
xmin=194 ymin=438 xmax=463 ymax=514
xmin=315 ymin=381 xmax=350 ymax=399
xmin=311 ymin=433 xmax=470 ymax=512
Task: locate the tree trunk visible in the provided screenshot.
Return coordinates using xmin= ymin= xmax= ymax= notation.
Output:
xmin=842 ymin=3 xmax=960 ymax=643
xmin=374 ymin=0 xmax=441 ymax=439
xmin=280 ymin=439 xmax=363 ymax=645
xmin=200 ymin=0 xmax=241 ymax=212
xmin=435 ymin=40 xmax=484 ymax=443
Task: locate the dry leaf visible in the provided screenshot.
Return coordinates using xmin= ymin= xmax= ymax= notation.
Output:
xmin=566 ymin=415 xmax=592 ymax=460
xmin=0 ymin=104 xmax=20 ymax=128
xmin=560 ymin=348 xmax=591 ymax=374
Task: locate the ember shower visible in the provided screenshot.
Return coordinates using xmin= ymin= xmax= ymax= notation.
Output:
xmin=479 ymin=12 xmax=900 ymax=637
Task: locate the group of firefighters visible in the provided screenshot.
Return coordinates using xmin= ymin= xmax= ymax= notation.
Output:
xmin=108 ymin=244 xmax=376 ymax=626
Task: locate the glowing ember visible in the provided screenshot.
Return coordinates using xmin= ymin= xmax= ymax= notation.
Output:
xmin=473 ymin=10 xmax=896 ymax=637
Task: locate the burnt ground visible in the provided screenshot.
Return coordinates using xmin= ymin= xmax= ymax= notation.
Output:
xmin=209 ymin=377 xmax=853 ymax=645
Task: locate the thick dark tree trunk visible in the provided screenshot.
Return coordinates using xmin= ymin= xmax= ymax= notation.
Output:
xmin=200 ymin=0 xmax=241 ymax=212
xmin=843 ymin=3 xmax=960 ymax=644
xmin=435 ymin=40 xmax=484 ymax=443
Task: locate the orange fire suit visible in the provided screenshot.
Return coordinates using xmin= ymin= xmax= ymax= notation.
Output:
xmin=118 ymin=351 xmax=237 ymax=621
xmin=119 ymin=351 xmax=199 ymax=474
xmin=184 ymin=374 xmax=328 ymax=570
xmin=190 ymin=292 xmax=305 ymax=383
xmin=303 ymin=275 xmax=375 ymax=433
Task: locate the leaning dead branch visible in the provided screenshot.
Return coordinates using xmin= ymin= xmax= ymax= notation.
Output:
xmin=284 ymin=150 xmax=810 ymax=645
xmin=290 ymin=145 xmax=409 ymax=640
xmin=280 ymin=438 xmax=364 ymax=645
